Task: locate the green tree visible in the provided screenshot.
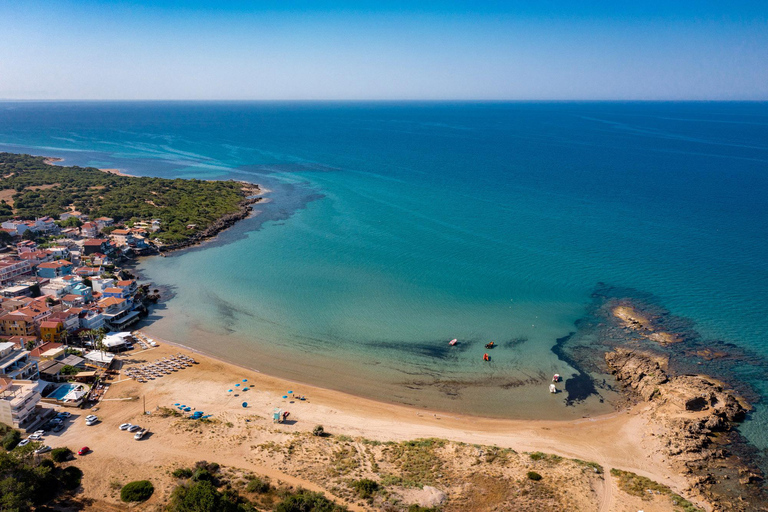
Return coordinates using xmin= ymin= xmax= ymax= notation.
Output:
xmin=60 ymin=365 xmax=79 ymax=376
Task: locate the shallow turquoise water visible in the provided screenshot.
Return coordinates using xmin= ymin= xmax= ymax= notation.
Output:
xmin=1 ymin=101 xmax=767 ymax=427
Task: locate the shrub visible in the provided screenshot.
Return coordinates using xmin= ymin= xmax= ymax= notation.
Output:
xmin=50 ymin=447 xmax=72 ymax=463
xmin=529 ymin=452 xmax=545 ymax=461
xmin=351 ymin=478 xmax=380 ymax=498
xmin=60 ymin=466 xmax=83 ymax=490
xmin=245 ymin=477 xmax=270 ymax=494
xmin=168 ymin=480 xmax=244 ymax=512
xmin=172 ymin=467 xmax=193 ymax=478
xmin=313 ymin=425 xmax=325 ymax=437
xmin=193 ymin=468 xmax=213 ymax=482
xmin=527 ymin=471 xmax=542 ymax=481
xmin=2 ymin=429 xmax=21 ymax=450
xmin=120 ymin=480 xmax=155 ymax=502
xmin=408 ymin=506 xmax=440 ymax=512
xmin=275 ymin=490 xmax=348 ymax=512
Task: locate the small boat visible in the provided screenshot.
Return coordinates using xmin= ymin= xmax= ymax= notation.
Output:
xmin=552 ymin=374 xmax=561 ymax=383
xmin=549 ymin=383 xmax=557 ymax=393
xmin=485 ymin=341 xmax=495 ymax=349
xmin=483 ymin=353 xmax=490 ymax=362
xmin=449 ymin=339 xmax=458 ymax=346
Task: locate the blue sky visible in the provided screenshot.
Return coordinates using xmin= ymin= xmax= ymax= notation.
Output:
xmin=1 ymin=1 xmax=766 ymax=100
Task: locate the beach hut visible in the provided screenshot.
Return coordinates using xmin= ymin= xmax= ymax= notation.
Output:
xmin=549 ymin=383 xmax=557 ymax=393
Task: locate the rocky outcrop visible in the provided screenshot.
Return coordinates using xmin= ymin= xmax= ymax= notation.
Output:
xmin=605 ymin=348 xmax=763 ymax=510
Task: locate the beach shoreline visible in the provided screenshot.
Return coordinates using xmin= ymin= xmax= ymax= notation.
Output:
xmin=58 ymin=336 xmax=701 ymax=510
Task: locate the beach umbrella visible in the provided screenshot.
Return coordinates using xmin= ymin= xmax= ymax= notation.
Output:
xmin=288 ymin=391 xmax=293 ymax=394
xmin=242 ymin=379 xmax=247 ymax=382
xmin=242 ymin=402 xmax=248 ymax=408
xmin=243 ymin=387 xmax=249 ymax=391
xmin=227 ymin=389 xmax=233 ymax=393
xmin=173 ymin=403 xmax=180 ymax=406
xmin=282 ymin=395 xmax=288 ymax=399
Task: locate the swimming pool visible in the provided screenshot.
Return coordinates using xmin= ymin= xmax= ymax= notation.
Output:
xmin=47 ymin=384 xmax=83 ymax=401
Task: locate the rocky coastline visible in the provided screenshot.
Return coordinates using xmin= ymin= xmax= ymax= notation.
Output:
xmin=605 ymin=348 xmax=765 ymax=510
xmin=157 ymin=183 xmax=262 ymax=253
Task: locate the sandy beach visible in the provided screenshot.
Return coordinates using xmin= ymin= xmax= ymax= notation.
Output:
xmin=47 ymin=334 xmax=705 ymax=511
xmin=99 ymin=168 xmax=134 ymax=177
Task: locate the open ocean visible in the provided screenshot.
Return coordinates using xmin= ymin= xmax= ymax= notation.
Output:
xmin=1 ymin=102 xmax=767 ymax=441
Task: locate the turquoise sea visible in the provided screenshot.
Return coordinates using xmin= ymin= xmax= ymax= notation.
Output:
xmin=1 ymin=101 xmax=767 ymax=438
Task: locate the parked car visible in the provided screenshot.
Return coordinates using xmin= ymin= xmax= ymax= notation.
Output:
xmin=134 ymin=429 xmax=148 ymax=440
xmin=49 ymin=417 xmax=63 ymax=425
xmin=34 ymin=445 xmax=52 ymax=455
xmin=33 ymin=430 xmax=45 ymax=436
xmin=28 ymin=433 xmax=43 ymax=441
xmin=119 ymin=423 xmax=132 ymax=431
xmin=85 ymin=415 xmax=97 ymax=422
xmin=53 ymin=423 xmax=65 ymax=433
xmin=78 ymin=446 xmax=90 ymax=456
xmin=128 ymin=424 xmax=140 ymax=432
xmin=17 ymin=439 xmax=30 ymax=447
xmin=85 ymin=417 xmax=98 ymax=426
xmin=56 ymin=411 xmax=71 ymax=419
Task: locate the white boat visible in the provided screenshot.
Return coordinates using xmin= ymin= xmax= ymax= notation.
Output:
xmin=449 ymin=338 xmax=458 ymax=346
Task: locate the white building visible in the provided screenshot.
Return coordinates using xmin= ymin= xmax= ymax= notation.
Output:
xmin=0 ymin=378 xmax=42 ymax=428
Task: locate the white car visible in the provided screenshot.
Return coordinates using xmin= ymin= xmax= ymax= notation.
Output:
xmin=33 ymin=430 xmax=45 ymax=436
xmin=34 ymin=445 xmax=51 ymax=455
xmin=85 ymin=415 xmax=98 ymax=422
xmin=128 ymin=424 xmax=141 ymax=432
xmin=28 ymin=433 xmax=43 ymax=441
xmin=85 ymin=418 xmax=98 ymax=426
xmin=119 ymin=423 xmax=132 ymax=431
xmin=134 ymin=429 xmax=147 ymax=440
xmin=17 ymin=439 xmax=30 ymax=447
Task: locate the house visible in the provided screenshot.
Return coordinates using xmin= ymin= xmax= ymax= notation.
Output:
xmin=40 ymin=321 xmax=65 ymax=343
xmin=34 ymin=217 xmax=56 ymax=233
xmin=94 ymin=217 xmax=114 ymax=229
xmin=89 ymin=253 xmax=112 ymax=266
xmin=1 ymin=220 xmax=29 ymax=236
xmin=61 ymin=227 xmax=80 ymax=239
xmin=68 ymin=283 xmax=93 ymax=302
xmin=48 ymin=310 xmax=80 ymax=333
xmin=0 ymin=311 xmax=36 ymax=336
xmin=0 ymin=378 xmax=42 ymax=428
xmin=59 ymin=211 xmax=83 ymax=221
xmin=29 ymin=342 xmax=64 ymax=360
xmin=82 ymin=238 xmax=110 ymax=256
xmin=47 ymin=246 xmax=70 ymax=260
xmin=0 ymin=284 xmax=33 ymax=299
xmin=109 ymin=229 xmax=133 ymax=246
xmin=19 ymin=250 xmax=53 ymax=266
xmin=37 ymin=260 xmax=73 ymax=279
xmin=102 ymin=287 xmax=129 ymax=300
xmin=80 ymin=222 xmax=99 ymax=238
xmin=0 ymin=341 xmax=39 ymax=380
xmin=90 ymin=277 xmax=116 ymax=294
xmin=0 ymin=259 xmax=33 ymax=285
xmin=61 ymin=294 xmax=86 ymax=307
xmin=75 ymin=266 xmax=102 ymax=277
xmin=77 ymin=308 xmax=105 ymax=331
xmin=116 ymin=279 xmax=138 ymax=295
xmin=38 ymin=360 xmax=66 ymax=382
xmin=97 ymin=296 xmax=140 ymax=330
xmin=15 ymin=241 xmax=37 ymax=253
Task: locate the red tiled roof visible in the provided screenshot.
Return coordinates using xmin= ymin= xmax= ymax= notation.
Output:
xmin=83 ymin=239 xmax=109 ymax=246
xmin=40 ymin=321 xmax=62 ymax=329
xmin=38 ymin=260 xmax=72 ymax=269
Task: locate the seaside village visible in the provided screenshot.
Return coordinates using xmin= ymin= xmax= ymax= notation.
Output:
xmin=0 ymin=213 xmax=162 ymax=434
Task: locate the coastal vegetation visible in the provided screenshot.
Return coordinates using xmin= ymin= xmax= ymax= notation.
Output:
xmin=0 ymin=153 xmax=254 ymax=243
xmin=0 ymin=437 xmax=84 ymax=510
xmin=120 ymin=480 xmax=155 ymax=502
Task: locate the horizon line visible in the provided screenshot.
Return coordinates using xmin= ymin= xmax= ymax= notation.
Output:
xmin=1 ymin=98 xmax=767 ymax=103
